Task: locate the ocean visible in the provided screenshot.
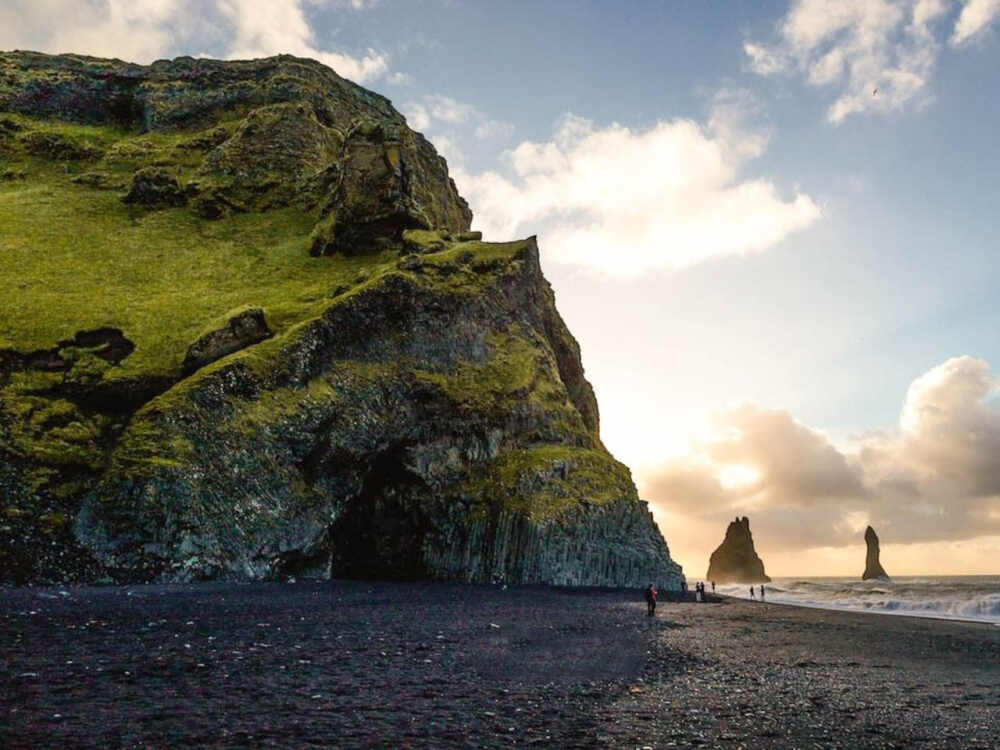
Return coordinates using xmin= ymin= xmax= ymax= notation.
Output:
xmin=712 ymin=576 xmax=1000 ymax=625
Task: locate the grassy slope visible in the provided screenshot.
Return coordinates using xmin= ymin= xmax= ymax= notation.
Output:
xmin=0 ymin=116 xmax=383 ymax=376
xmin=0 ymin=113 xmax=629 ymax=533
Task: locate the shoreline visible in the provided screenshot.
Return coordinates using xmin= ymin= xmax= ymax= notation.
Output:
xmin=717 ymin=592 xmax=1000 ymax=627
xmin=4 ymin=581 xmax=999 ymax=748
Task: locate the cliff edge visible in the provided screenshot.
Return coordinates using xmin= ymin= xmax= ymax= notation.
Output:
xmin=0 ymin=51 xmax=683 ymax=588
xmin=706 ymin=516 xmax=771 ymax=584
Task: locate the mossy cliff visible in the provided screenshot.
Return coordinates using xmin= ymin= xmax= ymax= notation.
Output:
xmin=0 ymin=51 xmax=683 ymax=587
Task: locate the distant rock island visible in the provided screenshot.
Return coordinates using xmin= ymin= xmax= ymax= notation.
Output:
xmin=862 ymin=525 xmax=890 ymax=580
xmin=706 ymin=516 xmax=771 ymax=584
xmin=0 ymin=51 xmax=683 ymax=588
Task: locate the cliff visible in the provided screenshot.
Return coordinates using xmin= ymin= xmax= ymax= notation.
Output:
xmin=0 ymin=51 xmax=683 ymax=588
xmin=862 ymin=525 xmax=889 ymax=581
xmin=706 ymin=516 xmax=771 ymax=584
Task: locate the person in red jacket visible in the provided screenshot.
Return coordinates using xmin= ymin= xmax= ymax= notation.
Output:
xmin=645 ymin=584 xmax=657 ymax=616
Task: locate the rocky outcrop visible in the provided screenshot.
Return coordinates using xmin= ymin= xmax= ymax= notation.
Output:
xmin=862 ymin=525 xmax=889 ymax=580
xmin=0 ymin=51 xmax=470 ymax=242
xmin=122 ymin=167 xmax=188 ymax=207
xmin=309 ymin=118 xmax=473 ymax=256
xmin=0 ymin=52 xmax=682 ymax=588
xmin=71 ymin=238 xmax=683 ymax=587
xmin=0 ymin=327 xmax=134 ymax=374
xmin=706 ymin=516 xmax=771 ymax=584
xmin=182 ymin=307 xmax=272 ymax=375
xmin=426 ymin=501 xmax=680 ymax=588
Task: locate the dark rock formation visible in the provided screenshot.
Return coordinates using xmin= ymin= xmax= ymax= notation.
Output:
xmin=706 ymin=516 xmax=771 ymax=584
xmin=19 ymin=130 xmax=102 ymax=160
xmin=862 ymin=525 xmax=890 ymax=580
xmin=0 ymin=51 xmax=682 ymax=589
xmin=0 ymin=327 xmax=135 ymax=374
xmin=122 ymin=167 xmax=188 ymax=207
xmin=0 ymin=51 xmax=470 ymax=240
xmin=309 ymin=118 xmax=473 ymax=256
xmin=182 ymin=306 xmax=273 ymax=375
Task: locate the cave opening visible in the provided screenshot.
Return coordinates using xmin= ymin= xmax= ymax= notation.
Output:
xmin=329 ymin=447 xmax=434 ymax=581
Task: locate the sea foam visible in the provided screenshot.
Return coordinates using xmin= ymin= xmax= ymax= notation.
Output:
xmin=710 ymin=576 xmax=1000 ymax=625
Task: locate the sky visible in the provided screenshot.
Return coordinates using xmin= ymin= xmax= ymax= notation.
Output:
xmin=4 ymin=0 xmax=1000 ymax=578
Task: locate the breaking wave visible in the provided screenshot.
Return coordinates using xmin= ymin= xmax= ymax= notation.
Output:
xmin=712 ymin=576 xmax=1000 ymax=625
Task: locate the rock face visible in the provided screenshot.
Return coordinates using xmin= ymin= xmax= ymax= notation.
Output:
xmin=182 ymin=307 xmax=273 ymax=375
xmin=706 ymin=516 xmax=771 ymax=584
xmin=0 ymin=51 xmax=683 ymax=589
xmin=862 ymin=525 xmax=889 ymax=580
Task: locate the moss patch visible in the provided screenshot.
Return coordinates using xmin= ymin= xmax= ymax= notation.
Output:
xmin=1 ymin=130 xmax=385 ymax=378
xmin=468 ymin=446 xmax=637 ymax=522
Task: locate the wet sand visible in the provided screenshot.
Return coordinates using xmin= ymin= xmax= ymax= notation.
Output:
xmin=2 ymin=582 xmax=998 ymax=748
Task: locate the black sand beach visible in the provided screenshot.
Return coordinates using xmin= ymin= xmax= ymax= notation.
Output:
xmin=2 ymin=582 xmax=998 ymax=748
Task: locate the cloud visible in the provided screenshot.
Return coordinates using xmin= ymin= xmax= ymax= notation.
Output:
xmin=0 ymin=0 xmax=182 ymax=64
xmin=0 ymin=0 xmax=390 ymax=83
xmin=473 ymin=119 xmax=515 ymax=140
xmin=401 ymin=102 xmax=432 ymax=131
xmin=643 ymin=356 xmax=1000 ymax=550
xmin=386 ymin=71 xmax=412 ymax=86
xmin=744 ymin=41 xmax=790 ymax=75
xmin=424 ymin=94 xmax=476 ymax=123
xmin=452 ymin=92 xmax=820 ymax=278
xmin=212 ymin=0 xmax=390 ymax=82
xmin=951 ymin=0 xmax=1000 ymax=45
xmin=427 ymin=134 xmax=465 ymax=169
xmin=865 ymin=356 xmax=1000 ymax=507
xmin=401 ymin=94 xmax=513 ymax=141
xmin=746 ymin=0 xmax=954 ymax=123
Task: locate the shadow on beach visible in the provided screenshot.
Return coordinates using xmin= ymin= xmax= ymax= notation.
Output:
xmin=2 ymin=581 xmax=998 ymax=748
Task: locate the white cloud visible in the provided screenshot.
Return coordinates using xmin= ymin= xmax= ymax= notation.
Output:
xmin=0 ymin=0 xmax=391 ymax=83
xmin=400 ymin=102 xmax=431 ymax=131
xmin=428 ymin=134 xmax=465 ymax=168
xmin=402 ymin=93 xmax=513 ymax=142
xmin=643 ymin=356 xmax=1000 ymax=548
xmin=453 ymin=93 xmax=820 ymax=278
xmin=951 ymin=0 xmax=1000 ymax=45
xmin=216 ymin=0 xmax=388 ymax=81
xmin=386 ymin=71 xmax=412 ymax=86
xmin=474 ymin=119 xmax=515 ymax=140
xmin=746 ymin=0 xmax=952 ymax=123
xmin=744 ymin=41 xmax=789 ymax=75
xmin=424 ymin=94 xmax=476 ymax=123
xmin=0 ymin=0 xmax=182 ymax=64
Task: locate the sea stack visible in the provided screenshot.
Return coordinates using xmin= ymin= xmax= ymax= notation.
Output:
xmin=862 ymin=525 xmax=890 ymax=580
xmin=706 ymin=516 xmax=771 ymax=584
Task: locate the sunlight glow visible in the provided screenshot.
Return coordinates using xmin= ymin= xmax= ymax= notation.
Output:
xmin=717 ymin=463 xmax=761 ymax=490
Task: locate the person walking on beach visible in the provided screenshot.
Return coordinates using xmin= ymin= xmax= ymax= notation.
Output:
xmin=645 ymin=584 xmax=657 ymax=616
xmin=711 ymin=581 xmax=715 ymax=593
xmin=749 ymin=586 xmax=755 ymax=600
xmin=760 ymin=585 xmax=765 ymax=601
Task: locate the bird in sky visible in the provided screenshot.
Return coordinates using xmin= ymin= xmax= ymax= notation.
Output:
xmin=873 ymin=87 xmax=879 ymax=96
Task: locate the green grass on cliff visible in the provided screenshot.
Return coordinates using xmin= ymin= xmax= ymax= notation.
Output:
xmin=468 ymin=445 xmax=638 ymax=521
xmin=0 ymin=114 xmax=530 ymax=497
xmin=1 ymin=109 xmax=598 ymax=529
xmin=0 ymin=113 xmax=529 ymax=379
xmin=0 ymin=162 xmax=375 ymax=377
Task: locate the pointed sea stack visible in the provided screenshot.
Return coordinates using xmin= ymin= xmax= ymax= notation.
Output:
xmin=862 ymin=525 xmax=890 ymax=580
xmin=706 ymin=516 xmax=771 ymax=584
